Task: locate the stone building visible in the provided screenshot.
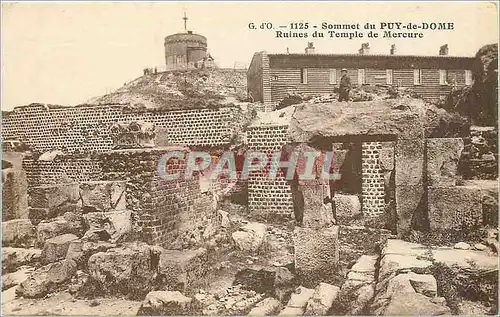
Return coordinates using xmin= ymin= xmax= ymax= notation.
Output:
xmin=247 ymin=43 xmax=475 ymax=107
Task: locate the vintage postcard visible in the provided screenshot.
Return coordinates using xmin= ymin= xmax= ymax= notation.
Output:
xmin=1 ymin=1 xmax=498 ymax=316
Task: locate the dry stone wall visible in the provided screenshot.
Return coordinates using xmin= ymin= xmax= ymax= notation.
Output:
xmin=361 ymin=142 xmax=385 ymax=216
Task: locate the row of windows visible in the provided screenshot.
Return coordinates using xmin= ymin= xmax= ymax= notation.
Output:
xmin=296 ymin=68 xmax=473 ymax=86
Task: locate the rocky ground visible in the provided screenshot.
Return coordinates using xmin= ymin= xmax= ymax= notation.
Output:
xmin=2 ymin=201 xmax=498 ymax=316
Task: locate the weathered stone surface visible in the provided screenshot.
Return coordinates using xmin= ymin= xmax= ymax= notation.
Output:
xmin=36 ymin=212 xmax=85 ymax=245
xmin=137 ymin=291 xmax=193 ymax=316
xmin=301 ymin=182 xmax=335 ymax=229
xmin=396 ymin=185 xmax=425 ymax=236
xmin=83 ymin=210 xmax=132 ymax=242
xmin=28 ymin=183 xmax=80 ymax=216
xmin=383 ymin=292 xmax=451 ymax=315
xmin=248 ymin=297 xmax=283 ymax=316
xmin=432 ymin=248 xmax=498 ymax=271
xmin=426 ymin=138 xmax=464 ymax=187
xmin=305 ymin=283 xmax=339 ymax=315
xmin=278 ymin=286 xmax=315 ymax=315
xmin=428 ymin=186 xmax=482 ymax=230
xmin=232 ymin=222 xmax=267 ymax=252
xmin=395 ymin=139 xmax=424 ymax=186
xmin=288 ymin=98 xmax=425 ymax=143
xmin=79 ymin=181 xmax=127 ymax=212
xmin=379 ymin=254 xmax=432 ymax=280
xmin=2 ymin=219 xmax=35 ymax=247
xmin=233 ymin=266 xmax=276 ymax=295
xmin=333 ymin=194 xmax=361 ymax=218
xmin=2 ymin=265 xmax=35 ymax=290
xmin=474 ymin=243 xmax=488 ymax=251
xmin=350 ymin=255 xmax=377 ymax=274
xmin=379 ymin=147 xmax=395 ymax=171
xmin=348 ymin=284 xmax=375 ymax=315
xmin=87 ymin=242 xmax=158 ymax=297
xmin=454 ymin=242 xmax=471 ymax=250
xmin=2 ymin=166 xmax=28 ymax=221
xmin=41 ymin=233 xmax=79 ymax=264
xmin=294 ymin=226 xmax=339 ymax=287
xmin=16 ymin=259 xmax=77 ymax=298
xmin=65 ymin=240 xmax=116 ymax=268
xmin=382 ymin=239 xmax=429 ymax=257
xmin=407 ymin=273 xmax=437 ymax=297
xmin=2 ymin=247 xmax=41 ymax=272
xmin=157 ymin=247 xmax=208 ymax=292
xmin=463 ymin=179 xmax=498 ymax=227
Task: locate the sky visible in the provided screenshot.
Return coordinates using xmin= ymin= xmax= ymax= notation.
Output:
xmin=1 ymin=1 xmax=498 ymax=111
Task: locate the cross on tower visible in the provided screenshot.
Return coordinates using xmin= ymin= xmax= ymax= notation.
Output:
xmin=183 ymin=11 xmax=188 ymax=31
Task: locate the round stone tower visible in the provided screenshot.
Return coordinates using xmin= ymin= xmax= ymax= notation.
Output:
xmin=164 ymin=31 xmax=207 ymax=70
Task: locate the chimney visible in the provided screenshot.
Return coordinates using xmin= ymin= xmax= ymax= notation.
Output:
xmin=439 ymin=44 xmax=449 ymax=56
xmin=390 ymin=44 xmax=396 ymax=55
xmin=358 ymin=43 xmax=370 ymax=55
xmin=305 ymin=42 xmax=315 ymax=54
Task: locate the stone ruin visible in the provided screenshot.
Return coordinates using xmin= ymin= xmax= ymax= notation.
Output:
xmin=1 ymin=96 xmax=498 ymax=316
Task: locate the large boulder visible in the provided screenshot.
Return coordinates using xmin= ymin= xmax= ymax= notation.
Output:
xmin=137 ymin=291 xmax=194 ymax=316
xmin=41 ymin=233 xmax=79 ymax=264
xmin=232 ymin=222 xmax=267 ymax=252
xmin=2 ymin=247 xmax=41 ymax=272
xmin=157 ymin=248 xmax=208 ymax=292
xmin=87 ymin=242 xmax=159 ymax=298
xmin=16 ymin=259 xmax=77 ymax=298
xmin=36 ymin=212 xmax=85 ymax=245
xmin=2 ymin=219 xmax=35 ymax=247
xmin=426 ymin=138 xmax=464 ymax=187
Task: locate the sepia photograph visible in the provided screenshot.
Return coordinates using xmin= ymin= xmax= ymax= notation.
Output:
xmin=1 ymin=1 xmax=499 ymax=316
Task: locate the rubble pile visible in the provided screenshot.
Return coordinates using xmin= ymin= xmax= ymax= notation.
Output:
xmin=88 ymin=69 xmax=247 ymax=110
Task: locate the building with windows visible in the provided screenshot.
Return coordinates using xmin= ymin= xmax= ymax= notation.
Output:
xmin=247 ymin=43 xmax=475 ymax=107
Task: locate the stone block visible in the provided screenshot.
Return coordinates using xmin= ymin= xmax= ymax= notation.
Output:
xmin=87 ymin=242 xmax=159 ymax=297
xmin=83 ymin=210 xmax=132 ymax=242
xmin=2 ymin=265 xmax=35 ymax=291
xmin=2 ymin=219 xmax=35 ymax=246
xmin=16 ymin=259 xmax=77 ymax=298
xmin=426 ymin=138 xmax=464 ymax=187
xmin=232 ymin=222 xmax=267 ymax=252
xmin=41 ymin=233 xmax=79 ymax=264
xmin=157 ymin=248 xmax=208 ymax=292
xmin=294 ymin=226 xmax=339 ymax=287
xmin=248 ymin=297 xmax=283 ymax=316
xmin=28 ymin=183 xmax=80 ymax=212
xmin=301 ymin=182 xmax=335 ymax=229
xmin=395 ymin=185 xmax=424 ymax=236
xmin=379 ymin=147 xmax=395 ymax=171
xmin=79 ymin=181 xmax=127 ymax=212
xmin=2 ymin=168 xmax=28 ymax=221
xmin=428 ymin=186 xmax=482 ymax=230
xmin=305 ymin=282 xmax=340 ymax=315
xmin=36 ymin=212 xmax=85 ymax=245
xmin=394 ymin=139 xmax=424 ymax=186
xmin=137 ymin=291 xmax=193 ymax=316
xmin=2 ymin=247 xmax=42 ymax=273
xmin=333 ymin=194 xmax=361 ymax=217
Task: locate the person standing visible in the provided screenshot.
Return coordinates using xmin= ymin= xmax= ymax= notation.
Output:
xmin=338 ymin=68 xmax=351 ymax=102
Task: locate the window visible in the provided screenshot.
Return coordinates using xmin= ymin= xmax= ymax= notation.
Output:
xmin=358 ymin=69 xmax=366 ymax=85
xmin=271 ymin=75 xmax=278 ymax=81
xmin=439 ymin=69 xmax=449 ymax=85
xmin=413 ymin=69 xmax=422 ymax=85
xmin=386 ymin=69 xmax=393 ymax=85
xmin=465 ymin=70 xmax=473 ymax=85
xmin=300 ymin=68 xmax=308 ymax=84
xmin=329 ymin=69 xmax=337 ymax=84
